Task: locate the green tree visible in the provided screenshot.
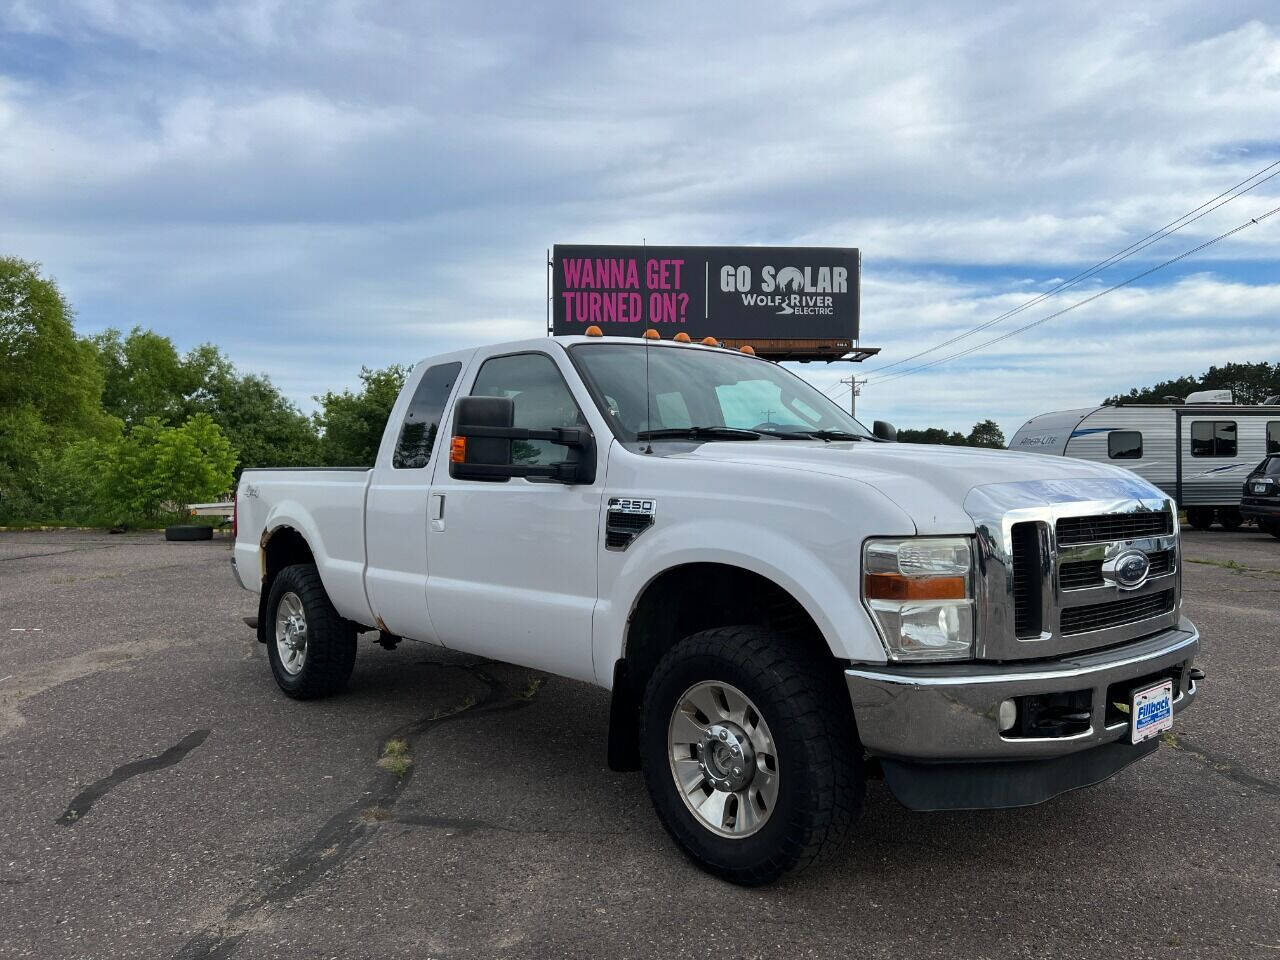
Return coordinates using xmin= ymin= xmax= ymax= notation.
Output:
xmin=313 ymin=365 xmax=409 ymax=467
xmin=966 ymin=419 xmax=1006 ymax=448
xmin=1104 ymin=361 xmax=1280 ymax=406
xmin=92 ymin=326 xmax=195 ymax=426
xmin=183 ymin=343 xmax=319 ymax=470
xmin=897 ymin=426 xmax=968 ymax=445
xmin=83 ymin=414 xmax=238 ymax=526
xmin=0 ymin=257 xmax=111 ymax=506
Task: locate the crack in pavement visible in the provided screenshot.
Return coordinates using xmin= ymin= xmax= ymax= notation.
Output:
xmin=57 ymin=729 xmax=211 ymax=825
xmin=1162 ymin=732 xmax=1280 ymax=797
xmin=175 ymin=659 xmax=542 ymax=959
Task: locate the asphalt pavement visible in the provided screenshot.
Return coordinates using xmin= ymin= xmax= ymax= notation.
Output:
xmin=1 ymin=527 xmax=1277 ymax=959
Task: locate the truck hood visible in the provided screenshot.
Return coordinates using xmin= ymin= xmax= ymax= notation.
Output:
xmin=673 ymin=440 xmax=1155 ymax=534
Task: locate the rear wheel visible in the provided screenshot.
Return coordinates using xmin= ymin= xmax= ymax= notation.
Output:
xmin=1216 ymin=507 xmax=1243 ymax=531
xmin=1263 ymin=520 xmax=1280 ymax=540
xmin=1184 ymin=507 xmax=1215 ymax=530
xmin=639 ymin=626 xmax=862 ymax=886
xmin=265 ymin=564 xmax=357 ymax=699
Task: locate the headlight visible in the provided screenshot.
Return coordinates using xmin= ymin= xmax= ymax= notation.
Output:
xmin=862 ymin=536 xmax=975 ymax=661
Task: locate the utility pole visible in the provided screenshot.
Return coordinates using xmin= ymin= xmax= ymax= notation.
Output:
xmin=841 ymin=376 xmax=866 ymax=418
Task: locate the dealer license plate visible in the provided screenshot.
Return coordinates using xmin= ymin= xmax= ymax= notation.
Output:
xmin=1131 ymin=680 xmax=1174 ymax=744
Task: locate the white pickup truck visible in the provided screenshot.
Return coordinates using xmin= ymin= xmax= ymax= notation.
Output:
xmin=232 ymin=333 xmax=1201 ymax=885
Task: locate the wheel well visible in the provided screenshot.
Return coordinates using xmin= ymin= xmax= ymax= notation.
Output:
xmin=606 ymin=563 xmax=837 ymax=771
xmin=262 ymin=526 xmax=314 ymax=588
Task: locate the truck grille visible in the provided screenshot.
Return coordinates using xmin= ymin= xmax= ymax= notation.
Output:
xmin=1060 ymin=589 xmax=1175 ymax=635
xmin=1055 ymin=511 xmax=1173 ymax=546
xmin=1010 ymin=522 xmax=1043 ymax=639
xmin=1058 ymin=549 xmax=1175 ymax=591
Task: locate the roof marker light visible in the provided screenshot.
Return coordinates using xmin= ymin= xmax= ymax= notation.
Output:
xmin=584 ymin=325 xmax=603 ymax=337
xmin=642 ymin=328 xmax=660 ymax=340
xmin=701 ymin=337 xmax=719 ymax=346
xmin=739 ymin=345 xmax=756 ymax=355
xmin=673 ymin=332 xmax=691 ymax=343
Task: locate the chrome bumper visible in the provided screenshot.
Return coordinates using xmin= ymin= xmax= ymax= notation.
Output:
xmin=846 ymin=619 xmax=1199 ymax=761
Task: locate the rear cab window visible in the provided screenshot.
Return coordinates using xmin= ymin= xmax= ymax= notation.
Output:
xmin=393 ymin=362 xmax=462 ymax=468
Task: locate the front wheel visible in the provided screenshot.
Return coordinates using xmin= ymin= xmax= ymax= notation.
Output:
xmin=640 ymin=626 xmax=863 ymax=886
xmin=1216 ymin=507 xmax=1243 ymax=531
xmin=265 ymin=564 xmax=357 ymax=699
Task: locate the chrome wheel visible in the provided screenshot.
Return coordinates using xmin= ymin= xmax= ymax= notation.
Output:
xmin=274 ymin=591 xmax=308 ymax=676
xmin=668 ymin=680 xmax=779 ymax=838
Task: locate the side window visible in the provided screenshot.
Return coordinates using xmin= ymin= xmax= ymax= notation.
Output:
xmin=1107 ymin=430 xmax=1142 ymax=459
xmin=1268 ymin=421 xmax=1280 ymax=455
xmin=393 ymin=362 xmax=461 ymax=469
xmin=470 ymin=353 xmax=585 ymax=466
xmin=1190 ymin=420 xmax=1237 ymax=457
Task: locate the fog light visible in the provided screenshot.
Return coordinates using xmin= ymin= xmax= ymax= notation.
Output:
xmin=998 ymin=699 xmax=1018 ymax=732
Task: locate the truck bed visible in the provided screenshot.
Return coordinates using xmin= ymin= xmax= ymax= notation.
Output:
xmin=235 ymin=467 xmax=375 ymax=627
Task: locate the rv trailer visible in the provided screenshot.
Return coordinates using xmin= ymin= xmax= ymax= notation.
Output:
xmin=1009 ymin=393 xmax=1280 ymax=529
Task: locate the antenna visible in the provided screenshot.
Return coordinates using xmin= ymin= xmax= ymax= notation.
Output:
xmin=642 ymin=238 xmax=653 ymax=454
xmin=644 ymin=332 xmax=653 ymax=454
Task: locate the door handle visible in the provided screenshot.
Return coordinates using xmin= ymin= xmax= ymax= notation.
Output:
xmin=430 ymin=494 xmax=445 ymax=531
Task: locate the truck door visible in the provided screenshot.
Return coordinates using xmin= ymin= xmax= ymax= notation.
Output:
xmin=426 ymin=348 xmax=606 ymax=682
xmin=364 ymin=358 xmax=466 ymax=642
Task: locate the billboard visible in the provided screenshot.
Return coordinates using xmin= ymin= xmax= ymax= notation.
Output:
xmin=551 ymin=245 xmax=860 ymax=345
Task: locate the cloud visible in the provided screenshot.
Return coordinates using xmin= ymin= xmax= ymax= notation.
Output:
xmin=0 ymin=0 xmax=1278 ymax=439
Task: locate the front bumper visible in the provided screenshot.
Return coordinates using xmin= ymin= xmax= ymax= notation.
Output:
xmin=845 ymin=620 xmax=1199 ymax=809
xmin=846 ymin=619 xmax=1198 ymax=761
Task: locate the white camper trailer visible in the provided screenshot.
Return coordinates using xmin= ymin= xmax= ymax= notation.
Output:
xmin=1009 ymin=393 xmax=1280 ymax=529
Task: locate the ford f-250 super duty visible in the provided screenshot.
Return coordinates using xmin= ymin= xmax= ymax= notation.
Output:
xmin=232 ymin=333 xmax=1201 ymax=885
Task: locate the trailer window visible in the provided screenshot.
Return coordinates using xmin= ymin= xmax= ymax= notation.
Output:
xmin=392 ymin=362 xmax=462 ymax=469
xmin=1268 ymin=422 xmax=1280 ymax=455
xmin=1190 ymin=420 xmax=1237 ymax=458
xmin=1107 ymin=430 xmax=1142 ymax=459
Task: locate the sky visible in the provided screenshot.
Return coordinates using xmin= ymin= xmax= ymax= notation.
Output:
xmin=2 ymin=0 xmax=1279 ymax=440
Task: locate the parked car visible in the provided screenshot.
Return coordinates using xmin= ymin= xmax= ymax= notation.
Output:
xmin=1241 ymin=454 xmax=1280 ymax=538
xmin=231 ymin=333 xmax=1202 ymax=884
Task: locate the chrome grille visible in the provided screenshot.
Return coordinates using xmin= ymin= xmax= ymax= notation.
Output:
xmin=1056 ymin=511 xmax=1172 ymax=546
xmin=1061 ymin=589 xmax=1176 ymax=635
xmin=964 ymin=479 xmax=1181 ymax=661
xmin=1059 ymin=548 xmax=1175 ymax=591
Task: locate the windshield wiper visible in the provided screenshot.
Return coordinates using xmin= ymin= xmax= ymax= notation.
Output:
xmin=635 ymin=426 xmax=762 ymax=442
xmin=802 ymin=429 xmax=867 ymax=442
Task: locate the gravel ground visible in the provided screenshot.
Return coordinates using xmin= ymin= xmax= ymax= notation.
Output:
xmin=0 ymin=527 xmax=1277 ymax=959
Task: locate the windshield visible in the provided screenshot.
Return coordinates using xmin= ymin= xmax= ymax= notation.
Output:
xmin=569 ymin=343 xmax=872 ymax=442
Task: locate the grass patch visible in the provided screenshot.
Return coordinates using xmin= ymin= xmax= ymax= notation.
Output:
xmin=376 ymin=738 xmax=412 ymax=777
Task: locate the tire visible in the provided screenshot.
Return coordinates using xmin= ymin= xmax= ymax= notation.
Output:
xmin=165 ymin=524 xmax=213 ymax=541
xmin=639 ymin=626 xmax=863 ymax=886
xmin=1264 ymin=520 xmax=1280 ymax=540
xmin=1216 ymin=507 xmax=1243 ymax=531
xmin=1184 ymin=507 xmax=1214 ymax=530
xmin=265 ymin=564 xmax=357 ymax=699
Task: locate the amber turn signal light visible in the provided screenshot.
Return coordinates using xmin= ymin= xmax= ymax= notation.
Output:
xmin=449 ymin=436 xmax=466 ymax=463
xmin=863 ymin=573 xmax=966 ymax=601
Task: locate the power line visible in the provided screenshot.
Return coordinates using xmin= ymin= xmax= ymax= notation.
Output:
xmin=861 ymin=203 xmax=1280 ymax=389
xmin=824 ymin=156 xmax=1280 ymax=400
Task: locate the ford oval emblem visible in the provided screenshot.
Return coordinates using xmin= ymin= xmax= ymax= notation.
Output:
xmin=1112 ymin=550 xmax=1151 ymax=590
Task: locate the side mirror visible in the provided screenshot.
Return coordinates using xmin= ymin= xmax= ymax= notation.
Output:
xmin=449 ymin=396 xmax=596 ymax=484
xmin=873 ymin=420 xmax=897 ymax=442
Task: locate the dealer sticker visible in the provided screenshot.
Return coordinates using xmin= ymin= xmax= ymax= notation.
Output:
xmin=1131 ymin=680 xmax=1174 ymax=744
